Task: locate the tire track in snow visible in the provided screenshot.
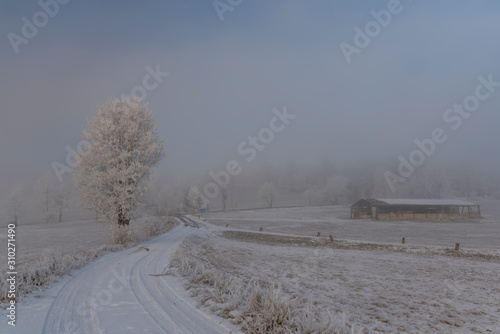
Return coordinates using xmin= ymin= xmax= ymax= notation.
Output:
xmin=129 ymin=243 xmax=183 ymax=333
xmin=129 ymin=222 xmax=235 ymax=333
xmin=41 ymin=221 xmax=236 ymax=334
xmin=41 ymin=252 xmax=125 ymax=334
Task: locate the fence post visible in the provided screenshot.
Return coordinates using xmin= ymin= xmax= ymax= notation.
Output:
xmin=455 ymin=243 xmax=459 ymax=251
xmin=329 ymin=235 xmax=333 ymax=242
xmin=402 ymin=237 xmax=405 ymax=244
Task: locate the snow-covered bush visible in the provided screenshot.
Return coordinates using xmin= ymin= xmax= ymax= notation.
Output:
xmin=107 ymin=222 xmax=136 ymax=245
xmin=107 ymin=214 xmax=176 ymax=244
xmin=140 ymin=215 xmax=174 ymax=238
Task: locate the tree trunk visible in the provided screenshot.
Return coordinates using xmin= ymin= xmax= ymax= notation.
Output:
xmin=45 ymin=189 xmax=50 ymax=223
xmin=118 ymin=210 xmax=130 ymax=226
xmin=221 ymin=188 xmax=227 ymax=211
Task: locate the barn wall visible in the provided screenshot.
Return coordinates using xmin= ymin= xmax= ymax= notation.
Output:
xmin=351 ymin=206 xmax=371 ymax=219
xmin=351 ymin=202 xmax=480 ymax=220
xmin=375 ymin=211 xmax=480 ymax=220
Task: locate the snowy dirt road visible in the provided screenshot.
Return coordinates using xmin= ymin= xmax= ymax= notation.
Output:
xmin=1 ymin=219 xmax=240 ymax=334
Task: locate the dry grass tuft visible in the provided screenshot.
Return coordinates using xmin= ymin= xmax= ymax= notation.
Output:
xmin=170 ymin=236 xmax=362 ymax=334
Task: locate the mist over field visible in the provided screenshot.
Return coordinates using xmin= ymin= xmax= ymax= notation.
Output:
xmin=2 ymin=1 xmax=500 ymax=223
xmin=0 ymin=1 xmax=499 ymax=228
xmin=2 ymin=2 xmax=500 ymax=333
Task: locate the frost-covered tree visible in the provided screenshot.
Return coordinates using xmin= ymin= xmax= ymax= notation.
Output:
xmin=303 ymin=187 xmax=321 ymax=206
xmin=183 ymin=185 xmax=204 ymax=213
xmin=74 ymin=97 xmax=165 ymax=226
xmin=157 ymin=185 xmax=172 ymax=216
xmin=321 ymin=175 xmax=351 ymax=205
xmin=35 ymin=171 xmax=55 ymax=223
xmin=221 ymin=186 xmax=227 ymax=211
xmin=5 ymin=186 xmax=23 ymax=223
xmin=53 ymin=179 xmax=73 ymax=222
xmin=144 ymin=183 xmax=171 ymax=216
xmin=258 ymin=182 xmax=277 ymax=208
xmin=372 ymin=166 xmax=392 ymax=197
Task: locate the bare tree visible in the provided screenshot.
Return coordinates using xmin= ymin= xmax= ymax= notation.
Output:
xmin=303 ymin=187 xmax=321 ymax=206
xmin=5 ymin=186 xmax=23 ymax=223
xmin=74 ymin=97 xmax=165 ymax=226
xmin=258 ymin=182 xmax=277 ymax=208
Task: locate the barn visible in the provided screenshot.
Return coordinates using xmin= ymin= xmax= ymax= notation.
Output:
xmin=350 ymin=198 xmax=481 ymax=220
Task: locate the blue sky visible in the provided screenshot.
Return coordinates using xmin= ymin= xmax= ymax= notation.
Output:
xmin=1 ymin=0 xmax=500 ymax=191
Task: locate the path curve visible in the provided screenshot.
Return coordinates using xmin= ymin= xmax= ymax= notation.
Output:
xmin=41 ymin=220 xmax=238 ymax=334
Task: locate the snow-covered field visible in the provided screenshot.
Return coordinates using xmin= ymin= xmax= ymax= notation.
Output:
xmin=172 ymin=229 xmax=500 ymax=333
xmin=0 ymin=201 xmax=499 ymax=333
xmin=0 ymin=220 xmax=108 ymax=267
xmin=0 ymin=216 xmax=172 ymax=267
xmin=206 ymin=201 xmax=500 ymax=250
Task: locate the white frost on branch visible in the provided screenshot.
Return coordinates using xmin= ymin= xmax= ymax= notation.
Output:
xmin=5 ymin=186 xmax=23 ymax=223
xmin=74 ymin=97 xmax=165 ymax=225
xmin=183 ymin=185 xmax=204 ymax=213
xmin=53 ymin=178 xmax=74 ymax=222
xmin=35 ymin=171 xmax=55 ymax=223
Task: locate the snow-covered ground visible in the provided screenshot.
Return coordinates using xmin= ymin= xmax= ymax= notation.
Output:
xmin=0 ymin=219 xmax=108 ymax=267
xmin=1 ymin=201 xmax=499 ymax=333
xmin=206 ymin=203 xmax=500 ymax=250
xmin=0 ymin=222 xmax=241 ymax=334
xmin=171 ymin=228 xmax=500 ymax=333
xmin=0 ymin=216 xmax=169 ymax=267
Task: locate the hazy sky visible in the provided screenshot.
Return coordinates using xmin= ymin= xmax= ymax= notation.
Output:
xmin=1 ymin=0 xmax=500 ymax=193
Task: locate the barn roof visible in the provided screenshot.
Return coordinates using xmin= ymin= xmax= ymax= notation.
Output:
xmin=371 ymin=198 xmax=477 ymax=206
